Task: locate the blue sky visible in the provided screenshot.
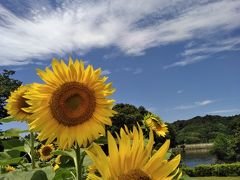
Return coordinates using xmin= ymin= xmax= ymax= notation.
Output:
xmin=0 ymin=0 xmax=240 ymax=131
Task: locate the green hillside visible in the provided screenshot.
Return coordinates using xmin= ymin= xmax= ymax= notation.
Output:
xmin=109 ymin=103 xmax=240 ymax=147
xmin=171 ymin=114 xmax=240 ymax=144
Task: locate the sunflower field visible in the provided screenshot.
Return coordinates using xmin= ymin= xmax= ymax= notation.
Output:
xmin=0 ymin=58 xmax=182 ymax=180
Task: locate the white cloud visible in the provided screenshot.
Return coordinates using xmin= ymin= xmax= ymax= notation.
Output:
xmin=164 ymin=36 xmax=240 ymax=68
xmin=0 ymin=0 xmax=240 ymax=65
xmin=174 ymin=99 xmax=215 ymax=110
xmin=208 ymin=109 xmax=240 ymax=114
xmin=196 ymin=100 xmax=214 ymax=106
xmin=101 ymin=69 xmax=111 ymax=75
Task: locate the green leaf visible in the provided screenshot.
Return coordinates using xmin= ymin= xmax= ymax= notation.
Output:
xmin=11 ymin=145 xmax=25 ymax=152
xmin=2 ymin=138 xmax=24 ymax=149
xmin=53 ymin=168 xmax=75 ymax=180
xmin=30 ymin=170 xmax=48 ymax=180
xmin=24 ymin=142 xmax=31 ymax=159
xmin=5 ymin=149 xmax=21 ymax=159
xmin=165 ymin=149 xmax=172 ymax=160
xmin=0 ymin=116 xmax=16 ymax=123
xmin=0 ymin=167 xmax=55 ymax=180
xmin=3 ymin=128 xmax=28 ymax=137
xmin=58 ymin=156 xmax=75 ymax=168
xmin=52 ymin=149 xmax=75 ymax=159
xmin=94 ymin=136 xmax=107 ymax=144
xmin=0 ymin=157 xmax=23 ymax=166
xmin=0 ymin=152 xmax=11 ymax=160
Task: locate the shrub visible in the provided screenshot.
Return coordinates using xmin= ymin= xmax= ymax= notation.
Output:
xmin=182 ymin=162 xmax=240 ymax=177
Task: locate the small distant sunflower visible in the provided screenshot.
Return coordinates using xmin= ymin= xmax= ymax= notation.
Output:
xmin=5 ymin=85 xmax=32 ymax=121
xmin=25 ymin=58 xmax=116 ymax=149
xmin=55 ymin=155 xmax=61 ymax=165
xmin=52 ymin=155 xmax=61 ymax=171
xmin=86 ymin=125 xmax=181 ymax=180
xmin=39 ymin=144 xmax=55 ymax=161
xmin=144 ymin=113 xmax=169 ymax=137
xmin=53 ymin=164 xmax=60 ymax=171
xmin=5 ymin=165 xmax=16 ymax=172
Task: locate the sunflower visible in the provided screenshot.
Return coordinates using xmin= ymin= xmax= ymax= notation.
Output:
xmin=51 ymin=155 xmax=62 ymax=171
xmin=25 ymin=58 xmax=116 ymax=149
xmin=144 ymin=113 xmax=169 ymax=137
xmin=5 ymin=165 xmax=16 ymax=172
xmin=55 ymin=155 xmax=62 ymax=165
xmin=5 ymin=85 xmax=32 ymax=121
xmin=39 ymin=144 xmax=55 ymax=161
xmin=53 ymin=164 xmax=60 ymax=171
xmin=86 ymin=125 xmax=181 ymax=180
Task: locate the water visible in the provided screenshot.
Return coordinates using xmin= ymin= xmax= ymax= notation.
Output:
xmin=181 ymin=150 xmax=217 ymax=167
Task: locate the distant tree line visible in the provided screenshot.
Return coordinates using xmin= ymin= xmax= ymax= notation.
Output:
xmin=171 ymin=115 xmax=240 ymax=144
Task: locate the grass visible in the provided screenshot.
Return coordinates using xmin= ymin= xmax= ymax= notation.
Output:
xmin=189 ymin=177 xmax=240 ymax=180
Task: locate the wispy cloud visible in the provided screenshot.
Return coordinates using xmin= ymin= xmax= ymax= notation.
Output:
xmin=116 ymin=67 xmax=143 ymax=74
xmin=174 ymin=99 xmax=215 ymax=110
xmin=133 ymin=68 xmax=143 ymax=74
xmin=0 ymin=0 xmax=240 ymax=65
xmin=164 ymin=36 xmax=240 ymax=69
xmin=208 ymin=109 xmax=240 ymax=115
xmin=177 ymin=90 xmax=183 ymax=94
xmin=101 ymin=69 xmax=111 ymax=75
xmin=147 ymin=107 xmax=157 ymax=112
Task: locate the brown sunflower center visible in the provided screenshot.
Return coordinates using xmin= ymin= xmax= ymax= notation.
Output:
xmin=118 ymin=169 xmax=151 ymax=180
xmin=156 ymin=124 xmax=162 ymax=129
xmin=42 ymin=146 xmax=52 ymax=156
xmin=19 ymin=96 xmax=31 ymax=113
xmin=50 ymin=82 xmax=96 ymax=126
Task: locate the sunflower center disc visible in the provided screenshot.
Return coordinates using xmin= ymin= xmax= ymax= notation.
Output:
xmin=118 ymin=169 xmax=151 ymax=180
xmin=42 ymin=146 xmax=52 ymax=156
xmin=19 ymin=97 xmax=30 ymax=112
xmin=50 ymin=82 xmax=96 ymax=126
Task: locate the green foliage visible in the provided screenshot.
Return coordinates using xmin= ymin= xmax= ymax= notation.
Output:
xmin=0 ymin=167 xmax=55 ymax=180
xmin=183 ymin=162 xmax=240 ymax=177
xmin=53 ymin=168 xmax=75 ymax=180
xmin=211 ymin=127 xmax=240 ymax=162
xmin=211 ymin=134 xmax=235 ymax=161
xmin=109 ymin=103 xmax=150 ymax=134
xmin=233 ymin=128 xmax=240 ymax=161
xmin=0 ymin=70 xmax=22 ymax=119
xmin=173 ymin=115 xmax=240 ymax=144
xmin=0 ymin=117 xmax=17 ymax=123
xmin=1 ymin=128 xmax=29 ymax=138
xmin=165 ymin=123 xmax=177 ymax=148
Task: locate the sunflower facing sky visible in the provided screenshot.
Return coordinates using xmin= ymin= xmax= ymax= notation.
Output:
xmin=144 ymin=114 xmax=169 ymax=137
xmin=5 ymin=85 xmax=32 ymax=121
xmin=39 ymin=144 xmax=55 ymax=161
xmin=86 ymin=125 xmax=181 ymax=180
xmin=25 ymin=58 xmax=116 ymax=149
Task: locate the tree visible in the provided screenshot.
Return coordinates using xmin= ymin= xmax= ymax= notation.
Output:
xmin=108 ymin=103 xmax=150 ymax=134
xmin=0 ymin=70 xmax=22 ymax=118
xmin=232 ymin=128 xmax=240 ymax=161
xmin=211 ymin=134 xmax=235 ymax=162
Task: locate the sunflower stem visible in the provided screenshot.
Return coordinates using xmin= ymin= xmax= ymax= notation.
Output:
xmin=75 ymin=144 xmax=83 ymax=180
xmin=30 ymin=132 xmax=36 ymax=169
